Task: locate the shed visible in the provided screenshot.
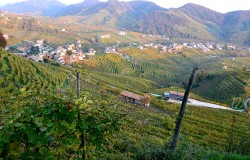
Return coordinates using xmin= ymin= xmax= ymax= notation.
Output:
xmin=121 ymin=91 xmax=144 ymax=105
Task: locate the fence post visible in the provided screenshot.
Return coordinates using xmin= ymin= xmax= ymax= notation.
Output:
xmin=77 ymin=72 xmax=80 ymax=99
xmin=169 ymin=67 xmax=198 ymax=150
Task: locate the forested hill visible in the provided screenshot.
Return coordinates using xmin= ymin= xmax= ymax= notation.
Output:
xmin=129 ymin=3 xmax=250 ymax=45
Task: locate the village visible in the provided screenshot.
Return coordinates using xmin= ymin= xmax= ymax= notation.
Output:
xmin=3 ymin=31 xmax=240 ymax=66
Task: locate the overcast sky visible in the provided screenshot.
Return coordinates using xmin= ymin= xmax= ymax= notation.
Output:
xmin=0 ymin=0 xmax=250 ymax=13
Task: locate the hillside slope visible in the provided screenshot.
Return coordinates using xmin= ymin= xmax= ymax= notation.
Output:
xmin=0 ymin=0 xmax=66 ymax=16
xmin=128 ymin=10 xmax=214 ymax=40
xmin=54 ymin=0 xmax=101 ymax=17
xmin=78 ymin=48 xmax=250 ymax=107
xmin=54 ymin=0 xmax=164 ymax=27
xmin=0 ymin=51 xmax=68 ymax=102
xmin=0 ymin=51 xmax=250 ymax=159
xmin=130 ymin=3 xmax=250 ymax=44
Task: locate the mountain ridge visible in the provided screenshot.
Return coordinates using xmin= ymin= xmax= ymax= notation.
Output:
xmin=0 ymin=0 xmax=66 ymax=16
xmin=1 ymin=0 xmax=250 ymax=45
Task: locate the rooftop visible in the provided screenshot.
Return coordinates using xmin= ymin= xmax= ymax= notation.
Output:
xmin=121 ymin=91 xmax=144 ymax=101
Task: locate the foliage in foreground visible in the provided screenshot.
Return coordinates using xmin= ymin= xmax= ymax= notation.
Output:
xmin=0 ymin=95 xmax=122 ymax=159
xmin=135 ymin=141 xmax=250 ymax=160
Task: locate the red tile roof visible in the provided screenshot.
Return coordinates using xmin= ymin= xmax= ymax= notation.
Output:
xmin=170 ymin=91 xmax=185 ymax=97
xmin=121 ymin=91 xmax=144 ymax=101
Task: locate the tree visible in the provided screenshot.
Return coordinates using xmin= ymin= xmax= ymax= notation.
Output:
xmin=67 ymin=50 xmax=73 ymax=55
xmin=29 ymin=46 xmax=40 ymax=54
xmin=143 ymin=94 xmax=152 ymax=107
xmin=0 ymin=33 xmax=7 ymax=48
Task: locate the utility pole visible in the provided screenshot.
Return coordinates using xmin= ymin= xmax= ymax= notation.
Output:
xmin=169 ymin=67 xmax=198 ymax=150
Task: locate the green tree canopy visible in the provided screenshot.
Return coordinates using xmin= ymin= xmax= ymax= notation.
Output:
xmin=0 ymin=33 xmax=7 ymax=48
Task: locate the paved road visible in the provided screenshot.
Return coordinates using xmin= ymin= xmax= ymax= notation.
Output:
xmin=168 ymin=99 xmax=244 ymax=112
xmin=244 ymin=98 xmax=250 ymax=112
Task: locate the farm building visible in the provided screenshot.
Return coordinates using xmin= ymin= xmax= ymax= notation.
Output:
xmin=121 ymin=91 xmax=151 ymax=107
xmin=3 ymin=34 xmax=9 ymax=40
xmin=97 ymin=34 xmax=111 ymax=39
xmin=173 ymin=44 xmax=183 ymax=50
xmin=85 ymin=48 xmax=96 ymax=57
xmin=118 ymin=31 xmax=127 ymax=35
xmin=164 ymin=91 xmax=186 ymax=100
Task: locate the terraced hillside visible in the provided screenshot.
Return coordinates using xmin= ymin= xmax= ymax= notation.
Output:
xmin=0 ymin=50 xmax=249 ymax=159
xmin=63 ymin=66 xmax=250 ymax=158
xmin=193 ymin=71 xmax=250 ymax=106
xmin=79 ymin=47 xmax=250 ymax=107
xmin=59 ymin=65 xmax=250 ymax=158
xmin=0 ymin=50 xmax=69 ymax=103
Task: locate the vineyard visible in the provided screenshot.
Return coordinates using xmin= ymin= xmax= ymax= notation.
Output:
xmin=0 ymin=49 xmax=249 ymax=158
xmin=57 ymin=65 xmax=250 ymax=159
xmin=0 ymin=50 xmax=69 ymax=103
xmin=78 ymin=47 xmax=250 ymax=107
xmin=1 ymin=13 xmax=250 ymax=159
xmin=63 ymin=70 xmax=250 ymax=159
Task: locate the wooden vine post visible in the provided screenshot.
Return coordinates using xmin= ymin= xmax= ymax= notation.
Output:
xmin=77 ymin=72 xmax=80 ymax=99
xmin=76 ymin=72 xmax=85 ymax=160
xmin=169 ymin=67 xmax=199 ymax=150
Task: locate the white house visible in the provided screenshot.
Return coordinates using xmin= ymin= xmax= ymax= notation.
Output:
xmin=144 ymin=43 xmax=153 ymax=47
xmin=105 ymin=47 xmax=116 ymax=54
xmin=3 ymin=34 xmax=9 ymax=40
xmin=85 ymin=48 xmax=96 ymax=57
xmin=118 ymin=31 xmax=127 ymax=36
xmin=97 ymin=34 xmax=111 ymax=39
xmin=37 ymin=39 xmax=45 ymax=44
xmin=173 ymin=44 xmax=183 ymax=50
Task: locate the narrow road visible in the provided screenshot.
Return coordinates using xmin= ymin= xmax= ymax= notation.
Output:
xmin=244 ymin=98 xmax=250 ymax=112
xmin=168 ymin=99 xmax=244 ymax=112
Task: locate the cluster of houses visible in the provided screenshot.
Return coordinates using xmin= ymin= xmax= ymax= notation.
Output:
xmin=137 ymin=43 xmax=184 ymax=52
xmin=137 ymin=42 xmax=237 ymax=53
xmin=7 ymin=39 xmax=97 ymax=65
xmin=104 ymin=46 xmax=132 ymax=61
xmin=0 ymin=11 xmax=23 ymax=21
